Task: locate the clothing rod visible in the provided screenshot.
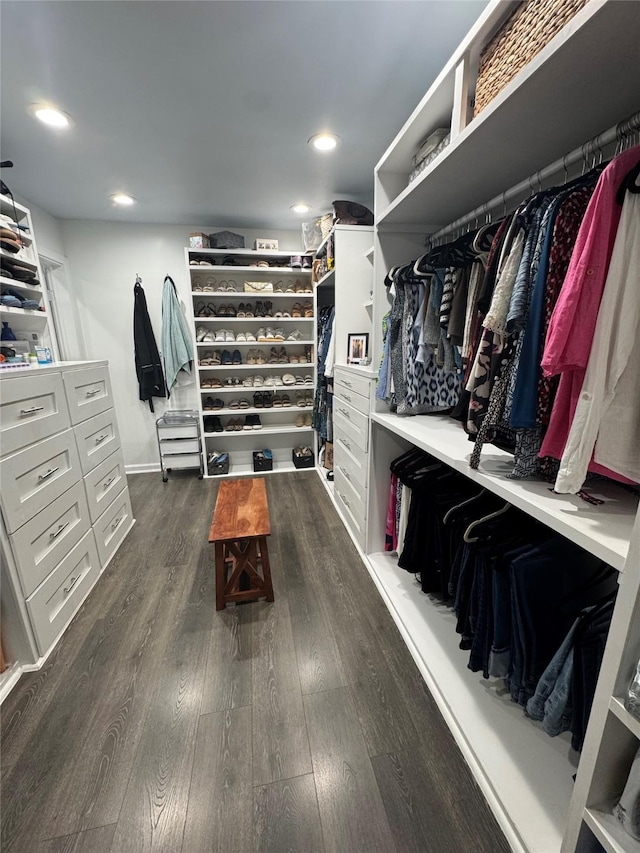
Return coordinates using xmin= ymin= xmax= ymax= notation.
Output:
xmin=426 ymin=110 xmax=640 ymax=245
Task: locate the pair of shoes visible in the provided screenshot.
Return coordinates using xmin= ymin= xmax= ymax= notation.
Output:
xmin=224 ymin=377 xmax=242 ymax=387
xmin=245 ymin=414 xmax=262 ymax=429
xmin=203 ymin=415 xmax=223 ymax=432
xmin=286 ymin=328 xmax=303 ymax=341
xmin=282 ymin=373 xmax=296 ymax=386
xmin=302 ymin=301 xmax=313 ymax=317
xmin=228 ymin=398 xmax=250 ymax=410
xmin=263 ymin=300 xmax=273 ymax=317
xmin=272 ymin=393 xmax=291 ymax=407
xmin=296 ymin=391 xmax=314 ymax=407
xmin=257 ymin=326 xmax=282 ymax=341
xmin=237 ymin=302 xmax=254 ymax=318
xmin=215 ymin=329 xmax=236 ymax=342
xmin=254 ymin=300 xmax=265 ymax=317
xmin=199 ymin=350 xmax=218 ymax=366
xmin=295 ymin=413 xmax=313 ymax=427
xmin=196 ymin=326 xmax=215 ymax=342
xmin=194 ymin=301 xmax=216 ymax=317
xmin=201 ymin=376 xmax=223 ymax=389
xmin=269 ymin=346 xmax=289 ymax=364
xmin=246 ymin=348 xmax=266 ymax=365
xmin=263 ymin=374 xmax=282 ymax=387
xmin=221 ymin=349 xmax=242 ymax=365
xmin=225 ymin=418 xmax=244 ymax=432
xmin=217 ymin=304 xmax=237 ymax=317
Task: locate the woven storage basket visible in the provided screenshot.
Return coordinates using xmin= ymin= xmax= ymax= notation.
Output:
xmin=319 ymin=213 xmax=334 ymax=240
xmin=474 ymin=0 xmax=588 ymax=116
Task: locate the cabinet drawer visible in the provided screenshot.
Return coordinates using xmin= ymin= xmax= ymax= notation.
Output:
xmin=94 ymin=488 xmax=133 ymax=566
xmin=83 ymin=449 xmax=127 ymax=523
xmin=63 ymin=366 xmax=113 ymax=425
xmin=160 ymin=438 xmax=200 ymax=455
xmin=0 ymin=430 xmax=81 ymax=533
xmin=26 ymin=530 xmax=100 ymax=656
xmin=74 ymin=409 xmax=121 ymax=476
xmin=158 ymin=425 xmax=198 ymax=440
xmin=11 ymin=481 xmax=91 ymax=598
xmin=334 ymin=382 xmax=370 ymax=416
xmin=334 ymin=428 xmax=368 ymax=469
xmin=334 ymin=402 xmax=369 ymax=453
xmin=0 ymin=372 xmax=70 ymax=457
xmin=334 ymin=369 xmax=372 ymax=400
xmin=334 ymin=465 xmax=367 ymax=526
xmin=334 ymin=440 xmax=368 ymax=492
xmin=163 ymin=453 xmax=201 ymax=469
xmin=334 ymin=478 xmax=366 ymax=549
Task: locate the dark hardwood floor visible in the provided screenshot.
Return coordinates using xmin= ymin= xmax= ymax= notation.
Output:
xmin=1 ymin=472 xmax=511 ymax=853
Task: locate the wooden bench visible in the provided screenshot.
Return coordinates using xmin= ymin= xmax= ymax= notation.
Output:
xmin=208 ymin=478 xmax=275 ymax=610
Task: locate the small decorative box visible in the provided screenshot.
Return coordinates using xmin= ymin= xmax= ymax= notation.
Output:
xmin=189 ymin=232 xmax=210 ymax=249
xmin=209 ymin=231 xmax=245 ymax=249
xmin=254 ymin=238 xmax=279 ymax=251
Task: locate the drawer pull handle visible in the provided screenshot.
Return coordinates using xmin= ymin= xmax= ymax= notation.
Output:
xmin=340 ymin=466 xmax=351 ymax=481
xmin=339 ymin=408 xmax=350 ymax=419
xmin=95 ymin=433 xmax=109 ymax=445
xmin=85 ymin=388 xmax=101 ymax=398
xmin=339 ymin=437 xmax=351 ymax=451
xmin=343 ymin=393 xmax=352 ymax=402
xmin=38 ymin=467 xmax=60 ymax=482
xmin=342 ymin=380 xmax=352 ymax=387
xmin=339 ymin=492 xmax=350 ymax=508
xmin=63 ymin=575 xmax=80 ymax=595
xmin=50 ymin=521 xmax=70 ymax=541
xmin=111 ymin=516 xmax=123 ymax=532
xmin=103 ymin=476 xmax=116 ymax=489
xmin=20 ymin=406 xmax=44 ymax=416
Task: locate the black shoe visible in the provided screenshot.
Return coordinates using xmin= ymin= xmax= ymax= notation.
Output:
xmin=255 ymin=300 xmax=265 ymax=317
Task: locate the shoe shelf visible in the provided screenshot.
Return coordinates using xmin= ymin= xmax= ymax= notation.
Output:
xmin=0 ymin=275 xmax=42 ymax=298
xmin=205 ymin=405 xmax=311 ymax=415
xmin=0 ymin=194 xmax=29 ymax=221
xmin=193 ymin=317 xmax=313 ymax=323
xmin=0 ymin=306 xmax=48 ymax=331
xmin=204 ymin=460 xmax=302 ymax=479
xmin=204 ymin=424 xmax=313 ymax=437
xmin=196 ymin=340 xmax=314 ymax=347
xmin=190 ymin=265 xmax=312 ymax=275
xmin=0 ymin=248 xmax=38 ymax=270
xmin=583 ymin=806 xmax=640 ymax=853
xmin=191 ymin=291 xmax=312 ymax=298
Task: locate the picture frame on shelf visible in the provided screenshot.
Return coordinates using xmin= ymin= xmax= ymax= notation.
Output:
xmin=254 ymin=238 xmax=279 ymax=251
xmin=347 ymin=332 xmax=369 ymax=364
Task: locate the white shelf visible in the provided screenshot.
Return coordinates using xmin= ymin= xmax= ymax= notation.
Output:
xmin=195 ymin=337 xmax=313 ymax=345
xmin=316 ymin=269 xmax=335 ymax=288
xmin=365 ymin=550 xmax=574 ymax=853
xmin=609 ymin=698 xmax=640 ymax=742
xmin=190 ymin=291 xmax=312 ymax=298
xmin=0 ymin=249 xmax=38 ymax=270
xmin=363 ymin=299 xmax=373 ymax=308
xmin=203 ymin=405 xmax=311 ymax=415
xmin=189 ymin=264 xmax=311 ymax=275
xmin=199 ymin=383 xmax=314 ymax=392
xmin=584 ymin=807 xmax=640 ymax=853
xmin=204 ymin=460 xmax=303 ymax=479
xmin=0 ymin=194 xmax=29 ymax=220
xmin=193 ymin=317 xmax=313 ymax=323
xmin=0 ymin=306 xmax=48 ymax=333
xmin=188 ymin=247 xmax=302 ymax=260
xmin=0 ymin=275 xmax=42 ymax=298
xmin=315 ymin=228 xmax=334 ymax=258
xmin=364 ymin=245 xmax=374 ymax=262
xmin=197 ymin=363 xmax=312 ymax=372
xmin=372 ymin=412 xmax=637 ymax=571
xmin=376 ymin=0 xmax=640 ymax=228
xmin=204 ymin=424 xmax=313 ymax=438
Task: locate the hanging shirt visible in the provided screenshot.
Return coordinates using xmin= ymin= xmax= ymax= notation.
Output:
xmin=555 ymin=184 xmax=640 ymax=492
xmin=540 ymin=147 xmax=640 ymax=473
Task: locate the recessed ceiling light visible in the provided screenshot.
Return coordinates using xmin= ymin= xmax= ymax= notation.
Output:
xmin=309 ymin=133 xmax=341 ymax=152
xmin=28 ymin=104 xmax=72 ymax=128
xmin=290 ymin=203 xmax=312 ymax=214
xmin=110 ymin=193 xmax=136 ymax=206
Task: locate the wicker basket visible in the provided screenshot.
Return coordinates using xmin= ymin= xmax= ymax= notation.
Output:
xmin=473 ymin=0 xmax=588 ymax=116
xmin=319 ymin=213 xmax=334 ymax=240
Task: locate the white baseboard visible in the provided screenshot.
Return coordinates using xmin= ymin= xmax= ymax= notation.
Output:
xmin=125 ymin=463 xmax=161 ymax=475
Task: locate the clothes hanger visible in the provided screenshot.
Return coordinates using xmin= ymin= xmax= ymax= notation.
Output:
xmin=463 ymin=501 xmax=512 ymax=543
xmin=442 ymin=488 xmax=488 ymax=525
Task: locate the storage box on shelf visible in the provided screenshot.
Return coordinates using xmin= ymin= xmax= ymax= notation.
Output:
xmin=185 ymin=246 xmax=315 ymax=478
xmin=364 ymin=3 xmax=640 ymax=852
xmin=0 ymin=361 xmax=134 ymax=701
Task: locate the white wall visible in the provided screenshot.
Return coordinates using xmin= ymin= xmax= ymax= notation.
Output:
xmin=60 ymin=221 xmax=302 ymax=471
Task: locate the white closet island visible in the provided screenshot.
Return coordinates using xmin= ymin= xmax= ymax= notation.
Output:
xmin=345 ymin=1 xmax=640 ymax=852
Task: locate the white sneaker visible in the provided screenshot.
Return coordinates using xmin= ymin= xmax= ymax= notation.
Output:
xmin=257 ymin=327 xmax=267 ymax=342
xmin=246 ymin=330 xmax=257 ymax=342
xmin=236 ymin=331 xmax=247 ymax=342
xmin=225 ymin=330 xmax=235 ymax=342
xmin=287 ymin=328 xmax=302 ymax=341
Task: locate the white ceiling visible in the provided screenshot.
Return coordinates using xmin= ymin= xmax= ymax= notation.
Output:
xmin=0 ymin=0 xmax=486 ymax=230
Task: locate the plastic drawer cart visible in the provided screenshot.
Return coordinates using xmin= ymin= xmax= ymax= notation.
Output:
xmin=156 ymin=410 xmax=204 ymax=482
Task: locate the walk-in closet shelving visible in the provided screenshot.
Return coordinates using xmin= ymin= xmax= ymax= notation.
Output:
xmin=185 ymin=246 xmax=315 ymax=478
xmin=0 ymin=194 xmax=54 ymax=355
xmin=361 ymin=2 xmax=640 ymax=851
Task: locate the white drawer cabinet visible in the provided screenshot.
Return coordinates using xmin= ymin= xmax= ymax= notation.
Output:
xmin=83 ymin=449 xmax=127 ymax=523
xmin=63 ymin=365 xmax=113 ymax=425
xmin=0 ymin=430 xmax=81 ymax=533
xmin=330 ymin=367 xmax=375 ymax=552
xmin=93 ymin=487 xmax=133 ymax=567
xmin=74 ymin=408 xmax=121 ymax=476
xmin=26 ymin=530 xmax=101 ymax=655
xmin=10 ymin=481 xmax=91 ymax=598
xmin=0 ymin=361 xmax=133 ymax=679
xmin=0 ymin=372 xmax=70 ymax=457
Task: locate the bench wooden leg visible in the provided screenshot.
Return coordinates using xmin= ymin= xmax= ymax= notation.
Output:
xmin=215 ymin=536 xmax=275 ymax=609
